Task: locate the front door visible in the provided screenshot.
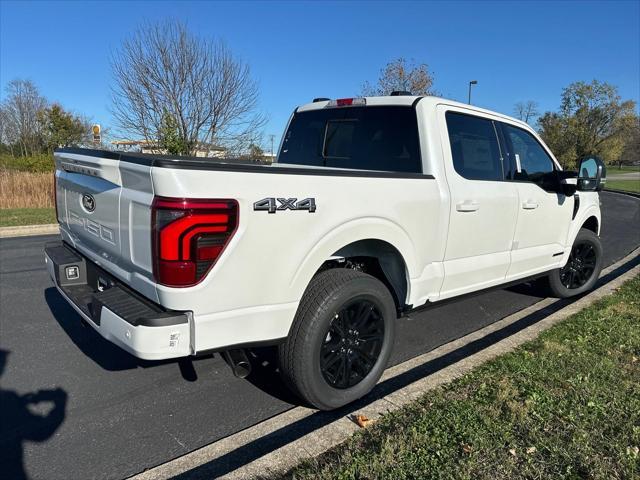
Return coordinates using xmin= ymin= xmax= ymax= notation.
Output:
xmin=499 ymin=123 xmax=574 ymax=279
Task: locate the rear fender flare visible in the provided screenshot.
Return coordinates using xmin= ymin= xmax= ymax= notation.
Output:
xmin=289 ymin=217 xmax=417 ymax=304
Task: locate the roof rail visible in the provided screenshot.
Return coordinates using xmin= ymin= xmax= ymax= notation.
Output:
xmin=390 ymin=90 xmax=412 ymax=96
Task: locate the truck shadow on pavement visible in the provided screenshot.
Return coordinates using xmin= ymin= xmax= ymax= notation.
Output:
xmin=170 ymin=255 xmax=640 ymax=479
xmin=0 ymin=349 xmax=68 ymax=480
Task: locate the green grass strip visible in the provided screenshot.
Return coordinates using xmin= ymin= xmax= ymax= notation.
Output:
xmin=0 ymin=208 xmax=56 ymax=227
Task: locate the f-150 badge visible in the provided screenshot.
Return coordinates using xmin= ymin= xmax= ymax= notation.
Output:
xmin=253 ymin=197 xmax=316 ymax=214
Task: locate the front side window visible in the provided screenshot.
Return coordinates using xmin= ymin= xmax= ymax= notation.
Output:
xmin=278 ymin=106 xmax=422 ymax=173
xmin=445 ymin=112 xmax=503 ymax=181
xmin=502 ymin=124 xmax=555 ymax=184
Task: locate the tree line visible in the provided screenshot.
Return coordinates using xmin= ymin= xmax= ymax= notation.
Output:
xmin=0 ymin=79 xmax=91 ymax=158
xmin=514 ymin=82 xmax=638 ymax=169
xmin=0 ymin=19 xmax=637 ymax=170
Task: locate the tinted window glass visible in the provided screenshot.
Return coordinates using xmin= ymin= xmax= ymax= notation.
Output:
xmin=445 ymin=112 xmax=503 ymax=181
xmin=278 ymin=106 xmax=422 ymax=173
xmin=503 ymin=124 xmax=555 ymax=184
xmin=324 ymin=120 xmax=356 ymax=158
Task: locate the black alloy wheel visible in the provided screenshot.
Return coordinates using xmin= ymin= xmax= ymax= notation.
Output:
xmin=559 ymin=241 xmax=598 ymax=289
xmin=320 ymin=300 xmax=385 ymax=389
xmin=278 ymin=269 xmax=396 ymax=410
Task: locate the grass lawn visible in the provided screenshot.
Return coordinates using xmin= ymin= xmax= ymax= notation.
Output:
xmin=609 ymin=165 xmax=640 ymax=174
xmin=606 ymin=179 xmax=640 ymax=194
xmin=287 ymin=275 xmax=640 ymax=480
xmin=0 ymin=208 xmax=56 ymax=227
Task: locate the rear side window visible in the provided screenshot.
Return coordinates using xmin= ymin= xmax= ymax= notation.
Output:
xmin=502 ymin=124 xmax=555 ymax=184
xmin=445 ymin=112 xmax=503 ymax=181
xmin=278 ymin=106 xmax=422 ymax=173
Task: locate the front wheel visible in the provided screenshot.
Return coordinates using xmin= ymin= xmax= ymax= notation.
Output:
xmin=543 ymin=228 xmax=603 ymax=298
xmin=279 ymin=269 xmax=396 ymax=410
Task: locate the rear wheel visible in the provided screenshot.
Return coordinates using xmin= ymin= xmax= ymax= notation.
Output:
xmin=543 ymin=228 xmax=603 ymax=298
xmin=279 ymin=269 xmax=396 ymax=410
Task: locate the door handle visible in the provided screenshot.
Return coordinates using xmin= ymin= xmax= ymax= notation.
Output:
xmin=456 ymin=200 xmax=479 ymax=212
xmin=522 ymin=200 xmax=539 ymax=209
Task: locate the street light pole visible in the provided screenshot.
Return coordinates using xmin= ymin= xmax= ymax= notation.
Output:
xmin=468 ymin=80 xmax=478 ymax=104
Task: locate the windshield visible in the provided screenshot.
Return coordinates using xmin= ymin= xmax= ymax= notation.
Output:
xmin=278 ymin=106 xmax=422 ymax=173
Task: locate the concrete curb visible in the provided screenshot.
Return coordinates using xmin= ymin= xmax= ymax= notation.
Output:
xmin=604 ymin=188 xmax=640 ymax=199
xmin=131 ymin=246 xmax=640 ymax=480
xmin=0 ymin=223 xmax=59 ymax=238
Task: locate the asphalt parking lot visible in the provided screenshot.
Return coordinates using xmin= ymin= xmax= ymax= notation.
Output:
xmin=1 ymin=191 xmax=639 ymax=480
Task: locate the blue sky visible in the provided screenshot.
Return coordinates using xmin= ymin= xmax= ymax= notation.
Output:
xmin=1 ymin=0 xmax=639 ymax=149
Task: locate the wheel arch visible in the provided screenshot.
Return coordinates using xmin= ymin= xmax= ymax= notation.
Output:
xmin=581 ymin=215 xmax=599 ymax=235
xmin=329 ymin=239 xmax=409 ymax=313
xmin=289 ymin=218 xmax=418 ymax=312
xmin=560 ymin=206 xmax=601 ymax=267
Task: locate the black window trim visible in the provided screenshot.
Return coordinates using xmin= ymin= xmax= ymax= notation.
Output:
xmin=444 ymin=110 xmax=507 ymax=183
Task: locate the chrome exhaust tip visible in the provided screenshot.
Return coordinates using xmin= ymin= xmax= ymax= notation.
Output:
xmin=221 ymin=349 xmax=252 ymax=378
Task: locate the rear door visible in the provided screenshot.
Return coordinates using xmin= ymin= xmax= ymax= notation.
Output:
xmin=499 ymin=123 xmax=574 ymax=278
xmin=437 ymin=107 xmax=519 ymax=299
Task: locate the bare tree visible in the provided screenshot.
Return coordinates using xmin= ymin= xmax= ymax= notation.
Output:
xmin=513 ymin=100 xmax=539 ymax=124
xmin=110 ymin=20 xmax=265 ymax=155
xmin=1 ymin=79 xmax=48 ymax=156
xmin=361 ymin=58 xmax=436 ymax=96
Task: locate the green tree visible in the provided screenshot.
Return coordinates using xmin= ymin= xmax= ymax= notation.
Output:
xmin=619 ymin=116 xmax=639 ymax=167
xmin=158 ymin=110 xmax=190 ymax=155
xmin=539 ymin=80 xmax=637 ymax=169
xmin=37 ymin=103 xmax=89 ymax=151
xmin=248 ymin=143 xmax=264 ymax=158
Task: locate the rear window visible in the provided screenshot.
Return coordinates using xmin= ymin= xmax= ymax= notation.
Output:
xmin=278 ymin=106 xmax=422 ymax=173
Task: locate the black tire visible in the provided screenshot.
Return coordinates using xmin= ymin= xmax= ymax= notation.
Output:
xmin=543 ymin=228 xmax=603 ymax=298
xmin=279 ymin=269 xmax=396 ymax=410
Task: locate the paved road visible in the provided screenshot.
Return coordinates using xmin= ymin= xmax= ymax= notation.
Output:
xmin=1 ymin=192 xmax=639 ymax=480
xmin=608 ymin=171 xmax=640 ymax=180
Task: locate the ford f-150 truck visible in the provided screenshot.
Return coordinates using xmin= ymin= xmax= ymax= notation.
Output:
xmin=45 ymin=94 xmax=606 ymax=410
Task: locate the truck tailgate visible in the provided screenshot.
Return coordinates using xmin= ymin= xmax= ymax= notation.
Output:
xmin=54 ymin=150 xmax=158 ymax=301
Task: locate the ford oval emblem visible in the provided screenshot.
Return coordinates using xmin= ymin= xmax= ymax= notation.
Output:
xmin=82 ymin=193 xmax=96 ymax=213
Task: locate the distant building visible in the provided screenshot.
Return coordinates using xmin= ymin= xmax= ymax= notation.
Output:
xmin=111 ymin=139 xmax=226 ymax=158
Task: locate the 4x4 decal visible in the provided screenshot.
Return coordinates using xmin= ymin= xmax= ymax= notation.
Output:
xmin=253 ymin=197 xmax=316 ymax=214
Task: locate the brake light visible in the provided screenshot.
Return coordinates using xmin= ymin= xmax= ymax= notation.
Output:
xmin=327 ymin=98 xmax=366 ymax=107
xmin=152 ymin=197 xmax=238 ymax=287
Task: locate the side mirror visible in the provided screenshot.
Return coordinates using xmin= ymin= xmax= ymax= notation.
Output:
xmin=552 ymin=170 xmax=578 ymax=196
xmin=577 ymin=156 xmax=606 ymax=192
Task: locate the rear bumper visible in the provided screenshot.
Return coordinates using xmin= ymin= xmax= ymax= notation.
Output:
xmin=45 ymin=241 xmax=192 ymax=360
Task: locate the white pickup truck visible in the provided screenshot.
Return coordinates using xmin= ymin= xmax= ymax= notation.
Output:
xmin=46 ymin=94 xmax=606 ymax=409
